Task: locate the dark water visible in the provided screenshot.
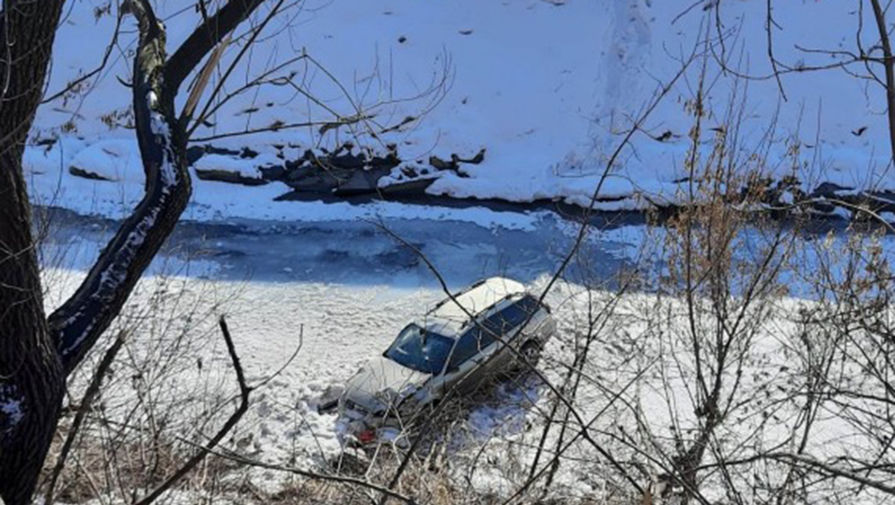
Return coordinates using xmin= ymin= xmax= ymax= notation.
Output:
xmin=36 ymin=206 xmax=644 ymax=288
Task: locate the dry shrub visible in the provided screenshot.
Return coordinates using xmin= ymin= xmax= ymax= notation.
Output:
xmin=37 ymin=265 xmax=247 ymax=504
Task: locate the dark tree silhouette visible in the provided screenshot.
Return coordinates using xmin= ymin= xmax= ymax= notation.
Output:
xmin=0 ymin=1 xmax=267 ymax=503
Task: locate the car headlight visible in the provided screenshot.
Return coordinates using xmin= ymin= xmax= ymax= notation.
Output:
xmin=378 ymin=384 xmax=418 ymax=405
xmin=373 ymin=386 xmax=421 ymax=418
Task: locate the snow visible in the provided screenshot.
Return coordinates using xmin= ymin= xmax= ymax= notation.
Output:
xmin=66 ymin=139 xmax=143 ymax=183
xmin=48 ymin=267 xmax=445 ymax=476
xmin=27 ymin=1 xmax=895 ymax=221
xmin=0 ymin=400 xmax=23 ymax=424
xmin=25 ymin=132 xmax=551 ymax=229
xmin=144 ymin=90 xmax=181 ymax=190
xmin=192 ymin=153 xmax=278 ymax=180
xmin=26 ymin=129 xmax=548 ymax=231
xmin=42 ymin=261 xmax=889 ymax=503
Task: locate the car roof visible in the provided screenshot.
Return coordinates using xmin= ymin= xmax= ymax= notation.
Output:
xmin=418 ymin=277 xmax=527 ymax=337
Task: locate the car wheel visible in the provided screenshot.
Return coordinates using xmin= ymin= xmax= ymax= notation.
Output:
xmin=519 ymin=341 xmax=542 ymax=368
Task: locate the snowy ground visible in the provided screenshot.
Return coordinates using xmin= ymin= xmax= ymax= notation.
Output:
xmin=41 ymin=268 xmax=615 ymax=499
xmin=46 ymin=261 xmax=890 ymax=504
xmin=40 ymin=210 xmax=654 ymax=500
xmin=27 ymin=1 xmax=895 ymax=222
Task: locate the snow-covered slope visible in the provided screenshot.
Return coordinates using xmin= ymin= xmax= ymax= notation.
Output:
xmin=27 ymin=0 xmax=894 ymax=221
xmin=49 ymin=266 xmax=890 ymax=503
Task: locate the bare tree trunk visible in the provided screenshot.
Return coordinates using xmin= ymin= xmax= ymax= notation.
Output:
xmin=0 ymin=2 xmax=67 ymax=503
xmin=870 ymin=0 xmax=895 ymax=168
xmin=0 ymin=1 xmax=270 ymax=503
xmin=46 ymin=1 xmax=193 ymax=374
xmin=0 ymin=153 xmax=65 ymax=503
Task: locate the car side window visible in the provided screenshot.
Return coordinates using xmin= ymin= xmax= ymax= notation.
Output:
xmin=447 ymin=321 xmax=498 ymax=370
xmin=488 ymin=296 xmax=538 ymax=334
xmin=446 ymin=296 xmax=539 ymax=372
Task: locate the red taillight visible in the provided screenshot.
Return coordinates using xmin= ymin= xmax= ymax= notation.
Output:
xmin=357 ymin=429 xmax=376 ymax=444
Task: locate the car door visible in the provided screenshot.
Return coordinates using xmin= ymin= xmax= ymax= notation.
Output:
xmin=440 ymin=321 xmax=499 ymax=394
xmin=486 ymin=297 xmax=540 ymax=370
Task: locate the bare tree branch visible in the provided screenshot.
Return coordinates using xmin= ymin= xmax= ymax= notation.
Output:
xmin=163 ymin=0 xmax=266 ymax=99
xmin=765 ymin=0 xmax=787 ymax=101
xmin=47 ymin=0 xmax=271 ymax=374
xmin=870 ymin=0 xmax=895 ymax=167
xmin=47 ymin=0 xmax=191 ymax=374
xmin=187 ymin=443 xmax=419 ymax=505
xmin=133 ymin=316 xmax=252 ymax=505
xmin=43 ymin=333 xmax=125 ymax=505
xmin=41 ymin=6 xmax=123 ymax=105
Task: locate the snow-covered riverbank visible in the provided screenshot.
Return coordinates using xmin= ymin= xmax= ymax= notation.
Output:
xmin=29 ymin=1 xmax=895 ymax=223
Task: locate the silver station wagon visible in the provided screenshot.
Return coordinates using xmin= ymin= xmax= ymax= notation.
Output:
xmin=338 ymin=277 xmax=556 ymax=446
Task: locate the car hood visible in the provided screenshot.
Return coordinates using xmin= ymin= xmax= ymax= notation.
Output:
xmin=343 ymin=356 xmax=431 ymax=413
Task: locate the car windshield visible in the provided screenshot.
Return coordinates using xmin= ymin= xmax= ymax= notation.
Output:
xmin=385 ymin=324 xmax=454 ymax=374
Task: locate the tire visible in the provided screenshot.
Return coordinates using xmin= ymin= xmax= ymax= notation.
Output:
xmin=518 ymin=341 xmax=542 ymax=369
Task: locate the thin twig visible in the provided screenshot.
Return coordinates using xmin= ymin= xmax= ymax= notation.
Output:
xmin=44 ymin=334 xmax=126 ymax=504
xmin=186 ymin=443 xmax=419 ymax=505
xmin=133 ymin=316 xmax=252 ymax=505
